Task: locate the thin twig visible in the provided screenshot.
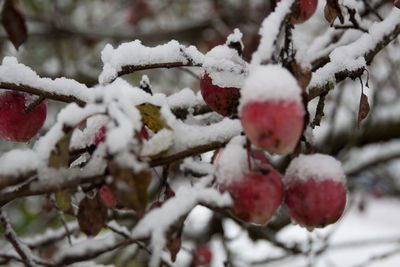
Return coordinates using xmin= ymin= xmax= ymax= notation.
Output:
xmin=0 ymin=209 xmax=35 ymax=267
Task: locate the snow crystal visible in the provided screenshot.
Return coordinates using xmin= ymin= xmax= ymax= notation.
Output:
xmin=239 ymin=65 xmax=302 ymax=110
xmin=284 ymin=154 xmax=346 ymax=185
xmin=216 ymin=135 xmax=248 ymax=184
xmin=99 ymin=40 xmax=204 ymax=84
xmin=202 ymin=45 xmax=248 ymax=88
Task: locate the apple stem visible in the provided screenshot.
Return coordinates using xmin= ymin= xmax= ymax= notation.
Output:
xmin=246 ymin=138 xmax=253 ymax=171
xmin=24 ymin=95 xmax=45 ymax=114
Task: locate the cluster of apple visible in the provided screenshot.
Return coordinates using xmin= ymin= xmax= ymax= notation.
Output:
xmin=0 ymin=91 xmax=47 ymax=143
xmin=200 ymin=2 xmax=346 ymax=230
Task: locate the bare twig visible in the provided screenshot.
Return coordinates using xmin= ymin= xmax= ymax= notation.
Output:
xmin=0 ymin=210 xmax=35 ymax=267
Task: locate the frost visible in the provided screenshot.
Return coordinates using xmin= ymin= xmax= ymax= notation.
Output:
xmin=239 ymin=65 xmax=302 ymax=110
xmin=284 ymin=153 xmax=346 ymax=185
xmin=215 ymin=135 xmax=248 ymax=184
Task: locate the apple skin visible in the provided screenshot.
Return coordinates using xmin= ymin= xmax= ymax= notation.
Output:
xmin=219 ymin=166 xmax=283 ymax=225
xmin=0 ymin=91 xmax=47 ymax=142
xmin=285 ymin=179 xmax=347 ymax=229
xmin=200 ymin=73 xmax=240 ymax=116
xmin=240 ymin=100 xmax=304 ymax=155
xmin=193 ymin=246 xmax=212 ymax=266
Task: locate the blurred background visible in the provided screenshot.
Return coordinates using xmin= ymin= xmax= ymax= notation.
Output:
xmin=1 ymin=0 xmax=400 ymax=266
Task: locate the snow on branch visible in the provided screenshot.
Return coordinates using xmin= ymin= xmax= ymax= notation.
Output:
xmin=132 ymin=179 xmax=232 ymax=267
xmin=0 ymin=57 xmax=90 ymax=106
xmin=308 ymin=8 xmax=400 ymax=100
xmin=251 ymin=0 xmax=296 ymax=65
xmin=99 ymin=40 xmax=204 ymax=84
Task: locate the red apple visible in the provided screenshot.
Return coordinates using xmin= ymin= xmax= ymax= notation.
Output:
xmin=200 ymin=73 xmax=240 ymax=116
xmin=0 ymin=91 xmax=46 ymax=142
xmin=239 ymin=65 xmax=304 ymax=155
xmin=216 ymin=136 xmax=283 ymax=225
xmin=284 ymin=154 xmax=347 ymax=230
xmin=193 ymin=246 xmax=212 ymax=266
xmin=219 ymin=165 xmax=283 ymax=225
xmin=240 ymin=100 xmax=304 ymax=155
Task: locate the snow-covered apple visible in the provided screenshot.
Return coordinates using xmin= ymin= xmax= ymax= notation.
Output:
xmin=216 ymin=136 xmax=283 ymax=225
xmin=0 ymin=91 xmax=46 ymax=142
xmin=200 ymin=30 xmax=247 ymax=116
xmin=284 ymin=154 xmax=347 ymax=230
xmin=239 ymin=65 xmax=304 ymax=155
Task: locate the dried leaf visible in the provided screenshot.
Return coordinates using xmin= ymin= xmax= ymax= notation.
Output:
xmin=99 ymin=185 xmax=117 ymax=208
xmin=324 ymin=0 xmax=344 ymax=26
xmin=358 ymin=93 xmax=370 ymax=129
xmin=395 ymin=0 xmax=400 ymax=8
xmin=108 ymin=162 xmax=151 ymax=217
xmin=166 ymin=214 xmax=187 ymax=262
xmin=48 ymin=126 xmax=73 ymax=168
xmin=55 ymin=189 xmax=72 ymax=214
xmin=136 ymin=103 xmax=169 ymax=133
xmin=1 ymin=0 xmax=27 ymax=50
xmin=167 ymin=236 xmax=181 ymax=262
xmin=77 ymin=195 xmax=108 ymax=236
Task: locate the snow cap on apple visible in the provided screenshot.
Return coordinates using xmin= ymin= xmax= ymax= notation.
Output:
xmin=216 ymin=135 xmax=284 ymax=225
xmin=284 ymin=153 xmax=347 ymax=230
xmin=239 ymin=65 xmax=304 ymax=155
xmin=0 ymin=91 xmax=47 ymax=142
xmin=200 ymin=29 xmax=248 ymax=116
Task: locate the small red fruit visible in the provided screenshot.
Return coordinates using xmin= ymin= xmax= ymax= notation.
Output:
xmin=200 ymin=42 xmax=247 ymax=116
xmin=284 ymin=154 xmax=347 ymax=230
xmin=94 ymin=126 xmax=107 ymax=146
xmin=219 ymin=166 xmax=283 ymax=225
xmin=0 ymin=91 xmax=46 ymax=142
xmin=216 ymin=136 xmax=283 ymax=225
xmin=239 ymin=65 xmax=304 ymax=155
xmin=276 ymin=0 xmax=318 ymax=24
xmin=200 ymin=73 xmax=240 ymax=116
xmin=193 ymin=246 xmax=212 ymax=266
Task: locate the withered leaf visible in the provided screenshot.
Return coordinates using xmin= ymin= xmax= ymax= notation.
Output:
xmin=166 ymin=213 xmax=187 ymax=262
xmin=1 ymin=0 xmax=27 ymax=50
xmin=55 ymin=189 xmax=72 ymax=214
xmin=48 ymin=126 xmax=74 ymax=169
xmin=136 ymin=103 xmax=170 ymax=133
xmin=108 ymin=162 xmax=151 ymax=217
xmin=358 ymin=93 xmax=370 ymax=129
xmin=324 ymin=0 xmax=344 ymax=26
xmin=395 ymin=0 xmax=400 ymax=9
xmin=77 ymin=195 xmax=108 ymax=236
